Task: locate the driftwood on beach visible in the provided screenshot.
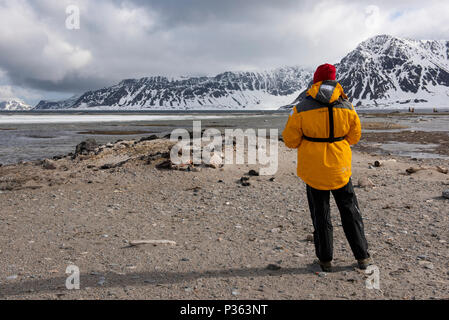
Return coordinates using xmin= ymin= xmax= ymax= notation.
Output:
xmin=406 ymin=165 xmax=448 ymax=174
xmin=128 ymin=240 xmax=177 ymax=247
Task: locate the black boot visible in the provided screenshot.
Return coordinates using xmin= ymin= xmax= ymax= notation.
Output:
xmin=319 ymin=260 xmax=333 ymax=272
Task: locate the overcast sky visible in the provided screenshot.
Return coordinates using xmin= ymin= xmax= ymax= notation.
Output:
xmin=1 ymin=0 xmax=449 ymax=106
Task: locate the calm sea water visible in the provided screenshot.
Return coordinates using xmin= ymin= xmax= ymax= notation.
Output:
xmin=1 ymin=111 xmax=448 ymax=164
xmin=0 ymin=112 xmax=287 ymax=164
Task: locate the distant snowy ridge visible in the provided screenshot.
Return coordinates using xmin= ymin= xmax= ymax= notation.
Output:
xmin=34 ymin=95 xmax=81 ymax=110
xmin=0 ymin=99 xmax=32 ymax=111
xmin=35 ymin=66 xmax=312 ymax=110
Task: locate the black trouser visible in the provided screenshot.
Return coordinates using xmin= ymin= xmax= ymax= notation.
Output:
xmin=306 ymin=179 xmax=370 ymax=262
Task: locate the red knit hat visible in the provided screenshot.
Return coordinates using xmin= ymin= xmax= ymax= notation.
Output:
xmin=313 ymin=64 xmax=336 ymax=84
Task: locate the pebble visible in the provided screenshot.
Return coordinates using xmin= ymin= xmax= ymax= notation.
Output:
xmin=231 ymin=288 xmax=240 ymax=296
xmin=266 ymin=264 xmax=282 ymax=271
xmin=418 ymin=261 xmax=434 ymax=269
xmin=443 ymin=190 xmax=449 ymax=199
xmin=7 ymin=275 xmax=18 ymax=280
xmin=97 ymin=277 xmax=106 ymax=286
xmin=248 ymin=170 xmax=259 ymax=176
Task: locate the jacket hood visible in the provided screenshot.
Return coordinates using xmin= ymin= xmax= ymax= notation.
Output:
xmin=307 ymin=80 xmax=348 ymax=105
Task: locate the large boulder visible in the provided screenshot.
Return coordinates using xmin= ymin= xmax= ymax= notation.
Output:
xmin=42 ymin=159 xmax=57 ymax=170
xmin=74 ymin=139 xmax=98 ymax=157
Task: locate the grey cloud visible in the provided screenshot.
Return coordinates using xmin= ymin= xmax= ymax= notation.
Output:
xmin=127 ymin=0 xmax=305 ymax=26
xmin=20 ymin=73 xmax=115 ymax=93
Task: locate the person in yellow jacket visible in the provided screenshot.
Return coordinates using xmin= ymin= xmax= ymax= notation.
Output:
xmin=283 ymin=64 xmax=371 ymax=272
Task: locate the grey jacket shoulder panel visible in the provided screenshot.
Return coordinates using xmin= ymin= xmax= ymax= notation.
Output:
xmin=295 ymin=96 xmax=353 ymax=114
xmin=295 ymin=97 xmax=326 ymax=113
xmin=334 ymin=97 xmax=354 ymax=111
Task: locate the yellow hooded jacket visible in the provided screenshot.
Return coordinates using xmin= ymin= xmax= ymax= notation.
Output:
xmin=282 ymin=80 xmax=361 ymax=190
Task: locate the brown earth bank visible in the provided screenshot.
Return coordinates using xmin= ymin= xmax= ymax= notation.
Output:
xmin=360 ymin=112 xmax=449 ymax=117
xmin=361 ymin=122 xmax=409 ymax=130
xmin=356 ymin=131 xmax=449 ymax=157
xmin=0 ymin=135 xmax=448 ymax=300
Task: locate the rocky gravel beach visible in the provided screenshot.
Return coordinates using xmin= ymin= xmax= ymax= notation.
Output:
xmin=0 ymin=134 xmax=448 ymax=300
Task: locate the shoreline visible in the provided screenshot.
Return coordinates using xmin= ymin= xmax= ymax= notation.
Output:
xmin=2 ymin=128 xmax=449 ymax=167
xmin=1 ymin=109 xmax=449 ymax=116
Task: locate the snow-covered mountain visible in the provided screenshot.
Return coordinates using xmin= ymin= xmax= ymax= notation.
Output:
xmin=337 ymin=35 xmax=449 ymax=108
xmin=35 ymin=66 xmax=312 ymax=110
xmin=0 ymin=99 xmax=32 ymax=111
xmin=284 ymin=35 xmax=449 ymax=109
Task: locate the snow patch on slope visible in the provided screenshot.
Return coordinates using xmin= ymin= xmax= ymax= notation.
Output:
xmin=0 ymin=99 xmax=32 ymax=111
